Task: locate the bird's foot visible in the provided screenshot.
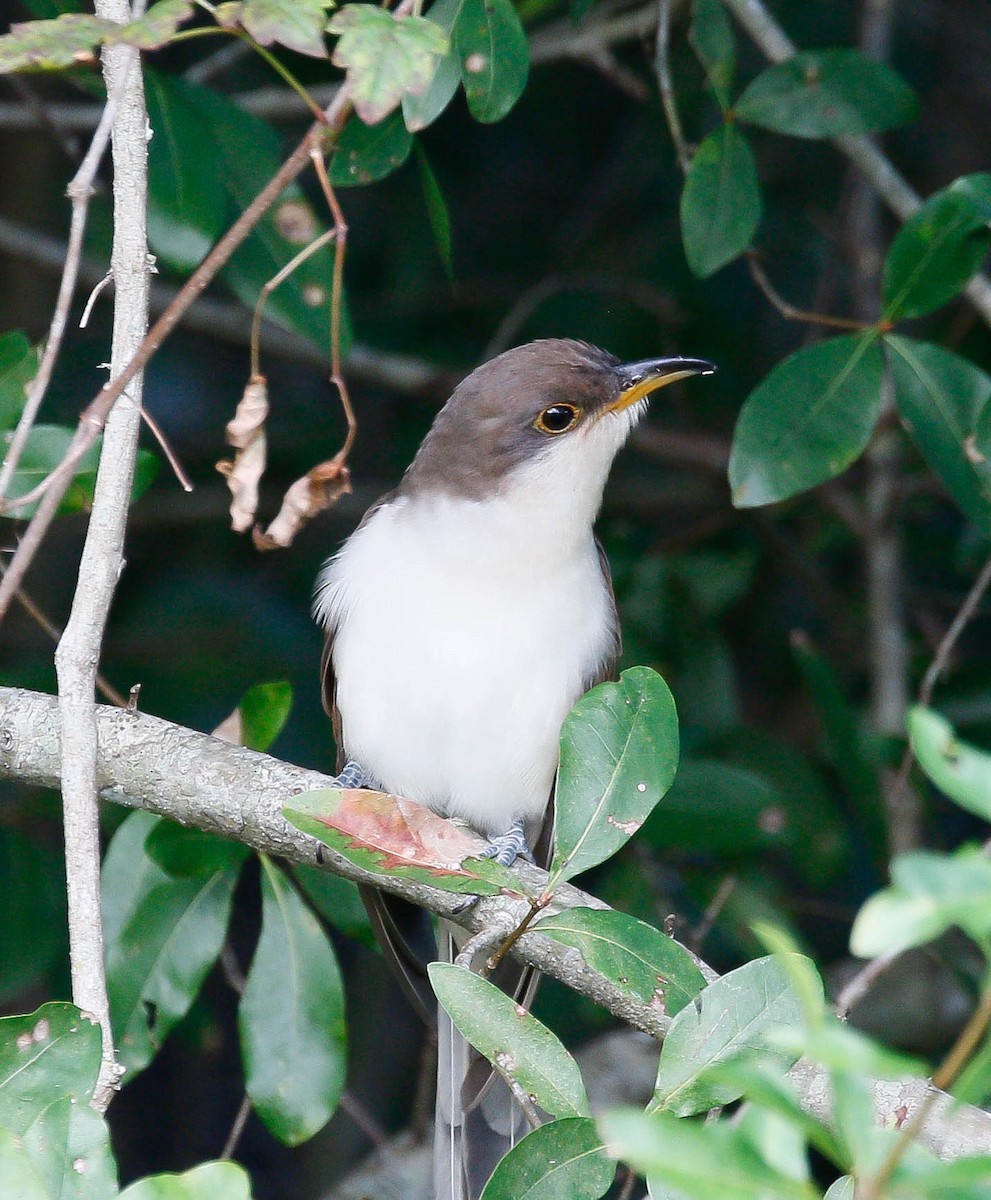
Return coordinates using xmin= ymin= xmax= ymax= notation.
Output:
xmin=331 ymin=759 xmax=374 ymax=790
xmin=479 ymin=818 xmax=531 ymax=867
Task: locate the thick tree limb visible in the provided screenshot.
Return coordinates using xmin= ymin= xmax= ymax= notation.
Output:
xmin=2 ymin=684 xmax=991 ymax=1160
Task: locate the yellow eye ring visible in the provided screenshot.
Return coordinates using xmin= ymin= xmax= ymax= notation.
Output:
xmin=534 ymin=403 xmax=581 ymax=435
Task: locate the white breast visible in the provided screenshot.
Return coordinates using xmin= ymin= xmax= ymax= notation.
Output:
xmin=315 ymin=486 xmax=615 ymax=836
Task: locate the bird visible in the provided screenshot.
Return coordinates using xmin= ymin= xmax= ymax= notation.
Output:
xmin=314 ymin=337 xmax=714 ymax=1199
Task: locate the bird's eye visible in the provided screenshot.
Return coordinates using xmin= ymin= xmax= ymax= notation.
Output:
xmin=534 ymin=403 xmax=581 ymax=435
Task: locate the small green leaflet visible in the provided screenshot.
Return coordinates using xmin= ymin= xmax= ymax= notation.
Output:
xmin=908 ymin=705 xmax=991 ymax=821
xmin=215 ymin=0 xmax=333 ymax=59
xmin=680 ymin=124 xmax=760 ymax=278
xmin=454 ymin=0 xmax=529 ymax=124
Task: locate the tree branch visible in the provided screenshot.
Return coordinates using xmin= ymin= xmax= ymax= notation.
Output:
xmin=1 ymin=684 xmax=991 ymax=1160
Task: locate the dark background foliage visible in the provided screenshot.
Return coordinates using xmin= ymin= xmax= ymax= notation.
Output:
xmin=3 ymin=0 xmax=991 ymax=1194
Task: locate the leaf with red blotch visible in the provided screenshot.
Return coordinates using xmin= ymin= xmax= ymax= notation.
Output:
xmin=284 ymin=788 xmax=532 ymax=896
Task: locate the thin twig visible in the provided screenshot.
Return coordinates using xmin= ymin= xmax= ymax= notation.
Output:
xmin=138 ymin=403 xmax=194 ymax=492
xmin=220 ymin=1094 xmax=252 ymax=1160
xmin=746 ymin=252 xmax=876 ymax=332
xmin=5 ymin=574 xmax=128 ymax=708
xmin=918 ymin=552 xmax=991 ymax=707
xmin=654 ymin=0 xmax=692 ymax=174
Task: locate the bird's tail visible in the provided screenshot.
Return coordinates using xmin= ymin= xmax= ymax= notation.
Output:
xmin=434 ymin=927 xmax=530 ymax=1200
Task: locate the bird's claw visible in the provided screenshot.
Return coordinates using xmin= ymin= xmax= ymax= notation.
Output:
xmin=479 ymin=818 xmax=531 ymax=867
xmin=331 ymin=759 xmax=374 ymax=789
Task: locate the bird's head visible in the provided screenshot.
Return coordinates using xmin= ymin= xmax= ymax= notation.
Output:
xmin=402 ymin=339 xmax=716 ymax=506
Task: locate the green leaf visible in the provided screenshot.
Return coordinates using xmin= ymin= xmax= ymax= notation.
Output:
xmin=908 ymin=705 xmax=991 ymax=821
xmin=0 ymin=829 xmax=65 ymax=1002
xmin=680 ymin=123 xmax=760 ymax=278
xmin=0 ymin=1127 xmax=48 ymax=1200
xmin=454 ymin=0 xmax=530 ymax=124
xmin=650 ymin=955 xmax=815 ymax=1116
xmin=886 ymin=337 xmax=991 ymax=535
xmin=480 ymin=1117 xmax=613 ymax=1200
xmin=292 ymin=864 xmax=375 ymax=948
xmin=0 ymin=424 xmax=157 ymax=520
xmin=0 ymin=331 xmax=38 ymax=430
xmin=22 ymin=1098 xmax=118 ymax=1200
xmin=145 ymin=70 xmax=343 ymax=354
xmin=119 ymin=1161 xmax=254 ymax=1200
xmin=600 ymin=1109 xmax=819 ymax=1200
xmin=329 ymin=110 xmax=414 ymax=188
xmin=106 ymin=831 xmax=243 ymax=1074
xmin=689 ymin=0 xmax=735 ymax=111
xmin=769 ymin=1017 xmax=923 ymax=1081
xmin=145 ymin=71 xmax=228 ymax=272
xmin=729 ymin=332 xmax=884 ymax=508
xmin=0 ymin=1004 xmax=101 ymax=1132
xmin=851 ymin=845 xmax=991 ymax=957
xmin=403 ymin=0 xmax=461 ymax=131
xmin=145 ymin=820 xmax=249 ymax=878
xmin=238 ymin=680 xmax=293 ymax=752
xmin=428 ymin=962 xmax=590 ymax=1118
xmin=102 ymin=811 xmax=170 ymax=946
xmin=239 ymin=856 xmax=347 ymax=1145
xmin=824 ymin=1181 xmax=854 ymax=1200
xmin=882 ymin=191 xmax=990 ymax=320
xmin=550 ymin=667 xmax=679 ymax=886
xmin=735 ymin=49 xmax=918 ymax=138
xmin=110 ymin=0 xmax=195 ymax=51
xmin=415 ymin=143 xmax=454 ymax=281
xmin=329 ymin=5 xmax=449 ymax=124
xmin=218 ymin=0 xmax=332 ymax=58
xmin=536 ymin=908 xmax=705 ymax=1016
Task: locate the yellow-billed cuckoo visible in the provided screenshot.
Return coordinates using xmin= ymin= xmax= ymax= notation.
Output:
xmin=314 ymin=338 xmax=714 ymax=1199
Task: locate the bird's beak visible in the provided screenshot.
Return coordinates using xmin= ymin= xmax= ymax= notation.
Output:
xmin=607 ymin=356 xmax=717 ymax=414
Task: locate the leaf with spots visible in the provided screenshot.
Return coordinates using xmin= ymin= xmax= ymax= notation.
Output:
xmin=285 ymin=786 xmax=530 ymax=896
xmin=0 ymin=1003 xmax=101 ymax=1134
xmin=239 ymin=856 xmax=347 ymax=1145
xmin=536 ymin=908 xmax=706 ymax=1017
xmin=454 ymin=0 xmax=529 ymax=124
xmin=429 ymin=963 xmax=590 ymax=1119
xmin=480 ymin=1118 xmax=613 ymax=1200
xmin=328 ymin=5 xmax=449 ymax=124
xmin=549 ymin=667 xmax=679 ymax=887
xmin=329 ymin=109 xmax=413 ymax=188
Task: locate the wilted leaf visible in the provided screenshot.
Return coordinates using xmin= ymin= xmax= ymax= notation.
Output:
xmin=680 ymin=124 xmax=760 ymax=278
xmin=217 ymin=376 xmax=268 ymax=534
xmin=329 ymin=110 xmax=414 ymax=187
xmin=650 ymin=955 xmax=814 ymax=1116
xmin=217 ymin=0 xmax=332 ymax=58
xmin=551 ymin=667 xmax=679 ymax=886
xmin=536 ymin=907 xmax=705 ymax=1016
xmin=329 ymin=5 xmax=448 ymax=124
xmin=253 ymin=456 xmax=352 ymax=549
xmin=480 ymin=1117 xmax=613 ymax=1200
xmin=729 ymin=332 xmax=884 ymax=508
xmin=429 ymin=963 xmax=590 ymax=1118
xmin=689 ymin=0 xmax=735 ymax=110
xmin=886 ymin=336 xmax=991 ymax=534
xmin=284 ymin=787 xmax=527 ymax=895
xmin=454 ymin=0 xmax=529 ymax=124
xmin=239 ymin=857 xmax=346 ymax=1144
xmin=908 ymin=706 xmax=991 ymax=821
xmin=735 ymin=49 xmax=917 ymax=138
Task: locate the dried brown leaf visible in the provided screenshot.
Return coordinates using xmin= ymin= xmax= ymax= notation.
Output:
xmin=226 ymin=376 xmax=269 ymax=449
xmin=253 ymin=457 xmax=352 ymax=551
